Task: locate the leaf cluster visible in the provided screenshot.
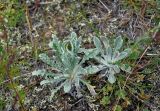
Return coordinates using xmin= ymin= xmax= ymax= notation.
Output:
xmin=33 ymin=32 xmax=100 ymax=98
xmin=93 ymin=36 xmax=132 ymax=83
xmin=32 ymin=32 xmax=132 ymax=98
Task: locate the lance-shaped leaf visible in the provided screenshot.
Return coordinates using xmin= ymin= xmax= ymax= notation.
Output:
xmin=63 ymin=80 xmax=72 ymax=93
xmin=93 ymin=37 xmax=103 ymax=53
xmin=39 ymin=53 xmax=56 ymax=67
xmin=112 ymin=65 xmax=120 ymax=73
xmin=114 ymin=36 xmax=123 ymax=51
xmin=40 ymin=80 xmax=53 ymax=85
xmin=108 ymin=74 xmax=116 ymax=84
xmin=32 ymin=69 xmax=46 ymax=76
xmin=101 ymin=37 xmax=110 ymax=51
xmin=113 ymin=48 xmax=131 ymax=62
xmin=81 ymin=80 xmax=97 ymax=96
xmin=84 ymin=65 xmax=103 ymax=74
xmin=83 ymin=48 xmax=99 ymax=61
xmin=120 ymin=64 xmax=131 ymax=73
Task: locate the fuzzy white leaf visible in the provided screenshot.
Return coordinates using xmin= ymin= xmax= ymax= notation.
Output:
xmin=113 ymin=65 xmax=120 ymax=73
xmin=83 ymin=48 xmax=99 ymax=61
xmin=120 ymin=64 xmax=132 ymax=73
xmin=85 ymin=65 xmax=103 ymax=74
xmin=93 ymin=37 xmax=102 ymax=52
xmin=32 ymin=69 xmax=46 ymax=76
xmin=40 ymin=80 xmax=52 ymax=85
xmin=114 ymin=36 xmax=123 ymax=50
xmin=63 ymin=80 xmax=72 ymax=93
xmin=82 ymin=80 xmax=97 ymax=96
xmin=71 ymin=32 xmax=77 ymax=38
xmin=106 ymin=47 xmax=112 ymax=62
xmin=101 ymin=37 xmax=110 ymax=50
xmin=39 ymin=53 xmax=56 ymax=67
xmin=108 ymin=74 xmax=116 ymax=84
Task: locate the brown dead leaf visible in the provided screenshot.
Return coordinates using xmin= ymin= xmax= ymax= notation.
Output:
xmin=140 ymin=0 xmax=147 ymax=18
xmin=118 ymin=11 xmax=133 ymax=27
xmin=0 ymin=29 xmax=7 ymax=41
xmin=44 ymin=29 xmax=52 ymax=38
xmin=54 ymin=16 xmax=68 ymax=37
xmin=122 ymin=97 xmax=131 ymax=108
xmin=0 ymin=31 xmax=4 ymax=38
xmin=153 ymin=31 xmax=160 ymax=44
xmin=32 ymin=106 xmax=38 ymax=111
xmin=139 ymin=91 xmax=151 ymax=100
xmin=0 ymin=15 xmax=3 ymax=22
xmin=136 ymin=74 xmax=145 ymax=82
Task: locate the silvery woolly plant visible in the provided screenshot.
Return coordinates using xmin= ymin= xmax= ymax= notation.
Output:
xmin=32 ymin=32 xmax=100 ymax=99
xmin=93 ymin=36 xmax=132 ymax=84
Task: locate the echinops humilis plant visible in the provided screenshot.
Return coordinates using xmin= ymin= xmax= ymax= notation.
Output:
xmin=93 ymin=36 xmax=132 ymax=83
xmin=32 ymin=32 xmax=101 ymax=99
